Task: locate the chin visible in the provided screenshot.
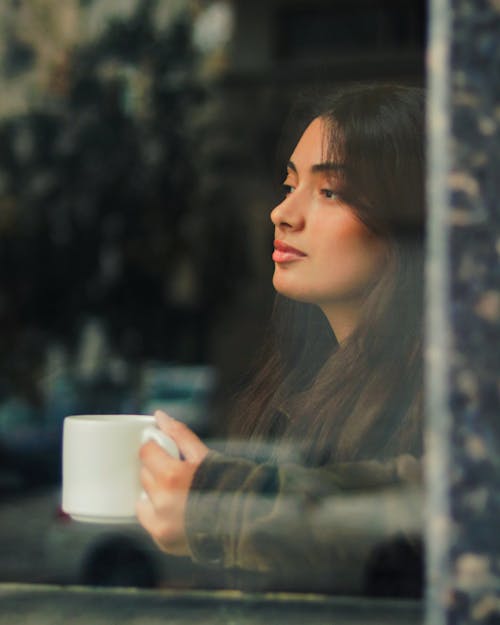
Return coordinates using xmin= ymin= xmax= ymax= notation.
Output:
xmin=273 ymin=277 xmax=312 ymax=304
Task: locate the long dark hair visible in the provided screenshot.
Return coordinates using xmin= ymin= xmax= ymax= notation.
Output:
xmin=229 ymin=83 xmax=425 ymax=465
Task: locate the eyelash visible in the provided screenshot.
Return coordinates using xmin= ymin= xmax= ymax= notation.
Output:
xmin=321 ymin=189 xmax=338 ymax=199
xmin=281 ymin=184 xmax=338 ymax=200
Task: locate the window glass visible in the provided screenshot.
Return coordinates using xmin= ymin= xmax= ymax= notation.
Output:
xmin=0 ymin=0 xmax=425 ymax=602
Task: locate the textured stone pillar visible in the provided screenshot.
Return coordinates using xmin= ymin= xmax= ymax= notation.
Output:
xmin=427 ymin=1 xmax=500 ymax=624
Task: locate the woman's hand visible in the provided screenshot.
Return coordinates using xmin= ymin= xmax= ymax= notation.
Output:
xmin=137 ymin=410 xmax=209 ymax=556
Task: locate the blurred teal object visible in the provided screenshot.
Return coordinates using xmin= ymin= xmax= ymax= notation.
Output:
xmin=0 ymin=397 xmax=37 ymax=435
xmin=140 ymin=364 xmax=216 ymax=433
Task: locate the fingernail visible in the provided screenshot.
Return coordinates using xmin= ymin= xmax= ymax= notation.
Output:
xmin=154 ymin=410 xmax=173 ymax=426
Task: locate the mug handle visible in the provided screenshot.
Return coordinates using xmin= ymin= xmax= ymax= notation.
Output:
xmin=141 ymin=425 xmax=180 ymax=460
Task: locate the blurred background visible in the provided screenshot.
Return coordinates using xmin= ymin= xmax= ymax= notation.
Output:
xmin=0 ymin=0 xmax=425 ymax=589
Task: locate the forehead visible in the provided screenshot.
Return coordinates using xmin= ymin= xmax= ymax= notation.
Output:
xmin=289 ymin=117 xmax=345 ymax=177
xmin=289 ymin=117 xmax=325 ymax=167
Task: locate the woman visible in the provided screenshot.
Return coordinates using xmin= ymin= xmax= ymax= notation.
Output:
xmin=137 ymin=83 xmax=425 ymax=595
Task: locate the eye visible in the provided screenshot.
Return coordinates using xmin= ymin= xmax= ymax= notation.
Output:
xmin=282 ymin=184 xmax=295 ymax=197
xmin=321 ymin=188 xmax=338 ymax=200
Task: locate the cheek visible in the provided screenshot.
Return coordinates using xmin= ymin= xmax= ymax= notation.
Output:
xmin=320 ymin=219 xmax=387 ymax=284
xmin=334 ymin=217 xmax=372 ymax=246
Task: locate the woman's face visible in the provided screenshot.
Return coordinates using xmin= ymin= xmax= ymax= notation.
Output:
xmin=271 ymin=117 xmax=388 ymax=334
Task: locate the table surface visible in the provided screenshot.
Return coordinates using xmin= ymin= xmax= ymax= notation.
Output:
xmin=0 ymin=584 xmax=423 ymax=625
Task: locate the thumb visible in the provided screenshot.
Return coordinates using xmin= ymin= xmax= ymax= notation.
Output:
xmin=154 ymin=410 xmax=209 ymax=463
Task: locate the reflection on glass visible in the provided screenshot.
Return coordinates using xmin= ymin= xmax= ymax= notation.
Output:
xmin=0 ymin=1 xmax=425 ymax=601
xmin=137 ymin=83 xmax=425 ymax=598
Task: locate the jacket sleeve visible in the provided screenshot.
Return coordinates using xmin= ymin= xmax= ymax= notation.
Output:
xmin=184 ymin=450 xmax=423 ymax=593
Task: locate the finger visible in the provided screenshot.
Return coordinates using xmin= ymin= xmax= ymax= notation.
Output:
xmin=154 ymin=409 xmax=175 ymax=431
xmin=154 ymin=410 xmax=209 ymax=463
xmin=136 ymin=493 xmax=157 ymax=535
xmin=140 ymin=465 xmax=156 ymax=496
xmin=136 ymin=489 xmax=186 ymax=556
xmin=139 ymin=465 xmax=170 ymax=511
xmin=139 ymin=439 xmax=178 ymax=476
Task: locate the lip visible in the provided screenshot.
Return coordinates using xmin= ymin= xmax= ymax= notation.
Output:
xmin=272 ymin=239 xmax=307 ymax=263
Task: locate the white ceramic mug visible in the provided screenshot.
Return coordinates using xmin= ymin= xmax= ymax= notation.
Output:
xmin=62 ymin=414 xmax=179 ymax=523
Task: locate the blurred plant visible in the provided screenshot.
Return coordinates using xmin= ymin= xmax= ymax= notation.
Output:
xmin=0 ymin=0 xmax=288 ymax=414
xmin=0 ymin=2 xmax=217 ymax=407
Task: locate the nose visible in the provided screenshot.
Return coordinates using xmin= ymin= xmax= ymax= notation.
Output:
xmin=270 ymin=193 xmax=305 ymax=231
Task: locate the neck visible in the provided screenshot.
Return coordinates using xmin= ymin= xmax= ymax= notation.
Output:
xmin=320 ymin=301 xmax=362 ymax=344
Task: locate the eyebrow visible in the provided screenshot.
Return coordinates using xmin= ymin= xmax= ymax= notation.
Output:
xmin=287 ymin=160 xmax=345 ymax=174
